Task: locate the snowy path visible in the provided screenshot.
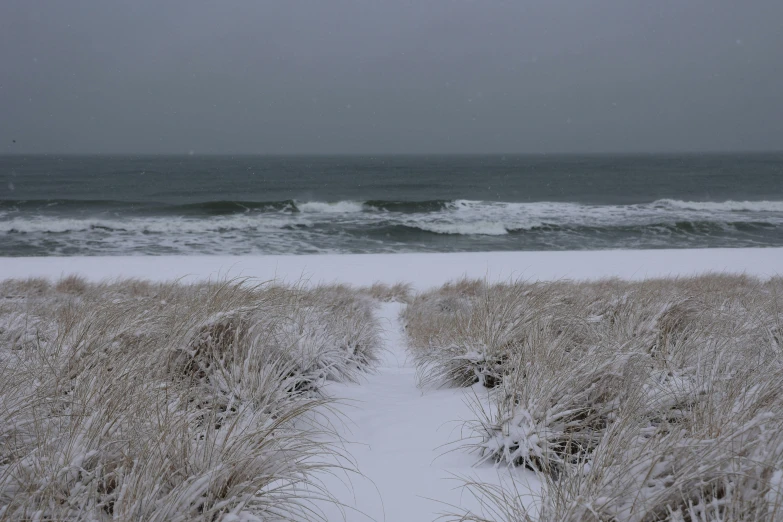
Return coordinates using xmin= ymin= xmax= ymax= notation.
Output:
xmin=313 ymin=302 xmax=539 ymax=522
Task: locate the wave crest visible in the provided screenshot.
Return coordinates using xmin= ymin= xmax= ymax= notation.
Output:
xmin=405 ymin=221 xmax=512 ymax=236
xmin=296 ymin=201 xmax=365 ymax=213
xmin=2 ymin=198 xmax=781 ymax=240
xmin=653 ymin=199 xmax=783 ymax=212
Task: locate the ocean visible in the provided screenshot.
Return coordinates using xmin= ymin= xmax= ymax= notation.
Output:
xmin=1 ymin=154 xmax=782 ymax=256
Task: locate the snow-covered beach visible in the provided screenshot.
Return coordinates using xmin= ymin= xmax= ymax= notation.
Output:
xmin=2 ymin=248 xmax=781 ymax=288
xmin=3 ymin=248 xmax=781 ymax=520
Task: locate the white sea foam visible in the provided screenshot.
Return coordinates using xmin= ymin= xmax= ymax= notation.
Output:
xmin=2 ymin=197 xmax=782 ymax=255
xmin=297 ymin=200 xmax=365 ymax=213
xmin=408 ymin=221 xmax=511 ymax=236
xmin=0 ymin=215 xmax=313 ymax=234
xmin=3 ymin=199 xmax=782 ymax=237
xmin=652 ymin=199 xmax=783 ymax=212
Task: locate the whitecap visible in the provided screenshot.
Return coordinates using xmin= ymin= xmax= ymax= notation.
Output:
xmin=297 ymin=201 xmax=365 ymax=213
xmin=406 ymin=221 xmax=511 ymax=236
xmin=652 ymin=199 xmax=783 ymax=212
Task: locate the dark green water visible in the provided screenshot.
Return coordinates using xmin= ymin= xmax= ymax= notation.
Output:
xmin=1 ymin=154 xmax=782 ymax=256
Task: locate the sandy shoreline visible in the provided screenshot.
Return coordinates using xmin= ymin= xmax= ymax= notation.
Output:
xmin=1 ymin=248 xmax=781 ymax=287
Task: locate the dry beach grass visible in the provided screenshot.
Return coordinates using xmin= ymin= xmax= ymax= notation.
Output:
xmin=0 ymin=277 xmax=381 ymax=521
xmin=4 ymin=272 xmax=783 ymax=521
xmin=405 ymin=275 xmax=783 ymax=521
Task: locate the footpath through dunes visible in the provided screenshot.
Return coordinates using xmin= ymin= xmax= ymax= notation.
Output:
xmin=311 ymin=301 xmax=540 ymax=522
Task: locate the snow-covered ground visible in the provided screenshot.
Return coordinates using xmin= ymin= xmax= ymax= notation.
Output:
xmin=1 ymin=248 xmax=781 ymax=288
xmin=312 ymin=302 xmax=540 ymax=522
xmin=2 ymin=248 xmax=780 ymax=520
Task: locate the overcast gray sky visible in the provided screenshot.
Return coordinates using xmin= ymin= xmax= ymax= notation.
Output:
xmin=1 ymin=0 xmax=782 ymax=154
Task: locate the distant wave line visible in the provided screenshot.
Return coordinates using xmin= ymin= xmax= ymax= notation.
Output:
xmin=2 ymin=198 xmax=783 ymax=217
xmin=2 ymin=218 xmax=779 ymax=237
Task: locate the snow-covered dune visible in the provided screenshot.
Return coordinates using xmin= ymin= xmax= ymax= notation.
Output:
xmin=2 ymin=249 xmax=781 ymax=521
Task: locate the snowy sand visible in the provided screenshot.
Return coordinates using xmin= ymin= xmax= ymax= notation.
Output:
xmin=309 ymin=302 xmax=540 ymax=521
xmin=2 ymin=248 xmax=780 ymax=521
xmin=1 ymin=248 xmax=781 ymax=288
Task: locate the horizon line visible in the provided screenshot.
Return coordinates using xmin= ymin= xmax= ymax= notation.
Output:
xmin=1 ymin=149 xmax=782 ymax=157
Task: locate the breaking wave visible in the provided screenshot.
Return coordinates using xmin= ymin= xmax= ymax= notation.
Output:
xmin=2 ymin=199 xmax=782 ymax=235
xmin=652 ymin=199 xmax=783 ymax=212
xmin=4 ymin=197 xmax=781 ymax=218
xmin=1 ymin=197 xmax=782 ymax=255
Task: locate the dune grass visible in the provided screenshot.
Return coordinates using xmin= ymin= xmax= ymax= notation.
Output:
xmin=0 ymin=276 xmax=381 ymax=521
xmin=405 ymin=275 xmax=783 ymax=521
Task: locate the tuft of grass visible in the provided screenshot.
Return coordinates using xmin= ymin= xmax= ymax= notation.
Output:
xmin=0 ymin=277 xmax=381 ymax=521
xmin=54 ymin=274 xmax=89 ymax=295
xmin=410 ymin=274 xmax=783 ymax=521
xmin=366 ymin=281 xmax=414 ymax=303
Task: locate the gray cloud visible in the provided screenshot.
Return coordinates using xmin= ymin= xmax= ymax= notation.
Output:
xmin=1 ymin=0 xmax=782 ymax=154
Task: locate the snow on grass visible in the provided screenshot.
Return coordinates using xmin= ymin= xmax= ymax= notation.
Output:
xmin=0 ymin=277 xmax=381 ymax=521
xmin=2 ymin=250 xmax=781 ymax=521
xmin=407 ymin=275 xmax=783 ymax=520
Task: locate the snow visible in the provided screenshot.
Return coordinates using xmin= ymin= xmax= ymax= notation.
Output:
xmin=310 ymin=302 xmax=540 ymax=521
xmin=1 ymin=248 xmax=780 ymax=520
xmin=0 ymin=248 xmax=781 ymax=288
